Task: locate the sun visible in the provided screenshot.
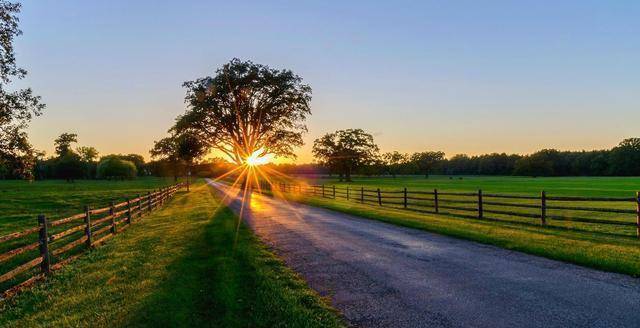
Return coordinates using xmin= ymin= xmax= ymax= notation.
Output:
xmin=244 ymin=148 xmax=273 ymax=166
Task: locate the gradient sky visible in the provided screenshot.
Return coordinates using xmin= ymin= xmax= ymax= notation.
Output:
xmin=16 ymin=1 xmax=640 ymax=163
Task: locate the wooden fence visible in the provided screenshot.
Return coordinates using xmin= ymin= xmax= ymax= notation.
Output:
xmin=262 ymin=182 xmax=640 ymax=238
xmin=0 ymin=183 xmax=186 ymax=299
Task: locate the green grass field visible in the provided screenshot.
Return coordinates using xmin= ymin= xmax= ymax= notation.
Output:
xmin=0 ymin=178 xmax=178 ymax=235
xmin=310 ymin=175 xmax=640 ymax=197
xmin=293 ymin=175 xmax=640 ymax=237
xmin=0 ymin=182 xmax=344 ymax=327
xmin=270 ymin=175 xmax=640 ymax=277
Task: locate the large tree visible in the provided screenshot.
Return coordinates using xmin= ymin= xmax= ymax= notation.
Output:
xmin=172 ymin=58 xmax=312 ymax=165
xmin=0 ymin=1 xmax=45 ymax=179
xmin=411 ymin=151 xmax=445 ymax=178
xmin=312 ymin=129 xmax=379 ymax=182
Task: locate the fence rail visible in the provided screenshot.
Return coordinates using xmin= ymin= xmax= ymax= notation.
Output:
xmin=0 ymin=182 xmax=186 ymax=299
xmin=261 ymin=181 xmax=640 ymax=238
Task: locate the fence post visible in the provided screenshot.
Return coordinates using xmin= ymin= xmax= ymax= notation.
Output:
xmin=434 ymin=189 xmax=439 ymax=213
xmin=361 ymin=187 xmax=364 ymax=203
xmin=377 ymin=188 xmax=382 ymax=206
xmin=322 ymin=184 xmax=325 ymax=198
xmin=636 ymin=191 xmax=639 ymax=239
xmin=137 ymin=194 xmax=142 ymax=217
xmin=84 ymin=205 xmax=92 ymax=248
xmin=333 ymin=185 xmax=336 ymax=199
xmin=147 ymin=192 xmax=152 ymax=212
xmin=403 ymin=187 xmax=407 ymax=209
xmin=478 ymin=189 xmax=483 ymax=219
xmin=541 ymin=191 xmax=547 ymax=226
xmin=126 ymin=198 xmax=132 ymax=224
xmin=110 ymin=201 xmax=116 ymax=234
xmin=37 ymin=215 xmax=51 ymax=275
xmin=347 ymin=187 xmax=350 ymax=200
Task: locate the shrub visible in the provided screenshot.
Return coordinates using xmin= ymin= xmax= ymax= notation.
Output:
xmin=97 ymin=156 xmax=137 ymax=179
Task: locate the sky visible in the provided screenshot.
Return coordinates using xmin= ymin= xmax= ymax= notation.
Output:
xmin=16 ymin=0 xmax=640 ymax=163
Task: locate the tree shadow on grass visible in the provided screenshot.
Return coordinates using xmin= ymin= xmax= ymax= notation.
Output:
xmin=122 ymin=205 xmax=258 ymax=327
xmin=122 ymin=189 xmax=343 ymax=328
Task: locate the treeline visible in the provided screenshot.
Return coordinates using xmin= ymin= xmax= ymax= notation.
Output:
xmin=31 ymin=133 xmax=144 ymax=180
xmin=439 ymin=138 xmax=640 ymax=176
xmin=299 ymin=132 xmax=640 ymax=178
xmin=0 ymin=130 xmax=236 ymax=181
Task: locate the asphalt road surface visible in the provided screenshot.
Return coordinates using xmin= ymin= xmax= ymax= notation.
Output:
xmin=207 ymin=180 xmax=640 ymax=328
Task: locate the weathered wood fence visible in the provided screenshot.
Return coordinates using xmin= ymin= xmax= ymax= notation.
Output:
xmin=0 ymin=183 xmax=186 ymax=299
xmin=262 ymin=182 xmax=640 ymax=238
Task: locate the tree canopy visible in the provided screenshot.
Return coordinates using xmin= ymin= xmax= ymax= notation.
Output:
xmin=172 ymin=58 xmax=312 ymax=165
xmin=97 ymin=156 xmax=137 ymax=179
xmin=410 ymin=151 xmax=445 ymax=178
xmin=382 ymin=151 xmax=409 ymax=178
xmin=151 ymin=131 xmax=208 ymax=180
xmin=54 ymin=133 xmax=78 ymax=156
xmin=0 ymin=1 xmax=44 ymax=179
xmin=312 ymin=129 xmax=379 ymax=181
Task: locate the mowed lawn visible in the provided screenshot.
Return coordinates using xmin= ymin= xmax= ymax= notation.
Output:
xmin=276 ymin=175 xmax=640 ymax=277
xmin=310 ymin=175 xmax=640 ymax=197
xmin=0 ymin=182 xmax=344 ymax=327
xmin=292 ymin=175 xmax=640 ymax=237
xmin=0 ymin=178 xmax=177 ymax=235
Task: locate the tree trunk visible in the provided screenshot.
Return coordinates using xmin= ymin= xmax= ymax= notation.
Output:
xmin=346 ymin=166 xmax=352 ymax=182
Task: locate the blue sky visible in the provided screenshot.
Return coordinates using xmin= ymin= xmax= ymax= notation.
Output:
xmin=17 ymin=0 xmax=640 ymax=162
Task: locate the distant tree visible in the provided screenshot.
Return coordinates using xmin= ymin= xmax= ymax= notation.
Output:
xmin=0 ymin=126 xmax=36 ymax=179
xmin=382 ymin=151 xmax=409 ymax=178
xmin=172 ymin=58 xmax=312 ymax=165
xmin=119 ymin=154 xmax=145 ymax=176
xmin=312 ymin=129 xmax=379 ymax=182
xmin=97 ymin=155 xmax=137 ymax=179
xmin=0 ymin=2 xmax=45 ymax=179
xmin=150 ymin=132 xmax=207 ymax=181
xmin=77 ymin=146 xmax=99 ymax=179
xmin=609 ymin=138 xmax=640 ymax=176
xmin=77 ymin=146 xmax=99 ymax=162
xmin=513 ymin=150 xmax=558 ymax=176
xmin=54 ymin=133 xmax=78 ymax=156
xmin=54 ymin=152 xmax=84 ymax=182
xmin=411 ymin=151 xmax=445 ymax=178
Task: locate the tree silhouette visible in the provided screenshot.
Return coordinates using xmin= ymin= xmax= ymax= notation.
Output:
xmin=0 ymin=1 xmax=45 ymax=179
xmin=172 ymin=58 xmax=311 ymax=165
xmin=313 ymin=129 xmax=379 ymax=182
xmin=411 ymin=151 xmax=445 ymax=178
xmin=383 ymin=151 xmax=409 ymax=178
xmin=54 ymin=133 xmax=78 ymax=156
xmin=151 ymin=132 xmax=207 ymax=181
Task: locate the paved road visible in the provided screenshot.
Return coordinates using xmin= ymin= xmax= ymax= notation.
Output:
xmin=207 ymin=180 xmax=640 ymax=328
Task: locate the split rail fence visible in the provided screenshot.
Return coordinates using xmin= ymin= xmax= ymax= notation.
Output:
xmin=0 ymin=182 xmax=186 ymax=298
xmin=262 ymin=182 xmax=640 ymax=238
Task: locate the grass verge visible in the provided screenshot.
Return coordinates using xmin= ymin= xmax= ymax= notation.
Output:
xmin=0 ymin=182 xmax=344 ymax=328
xmin=277 ymin=192 xmax=640 ymax=277
xmin=0 ymin=178 xmax=178 ymax=235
